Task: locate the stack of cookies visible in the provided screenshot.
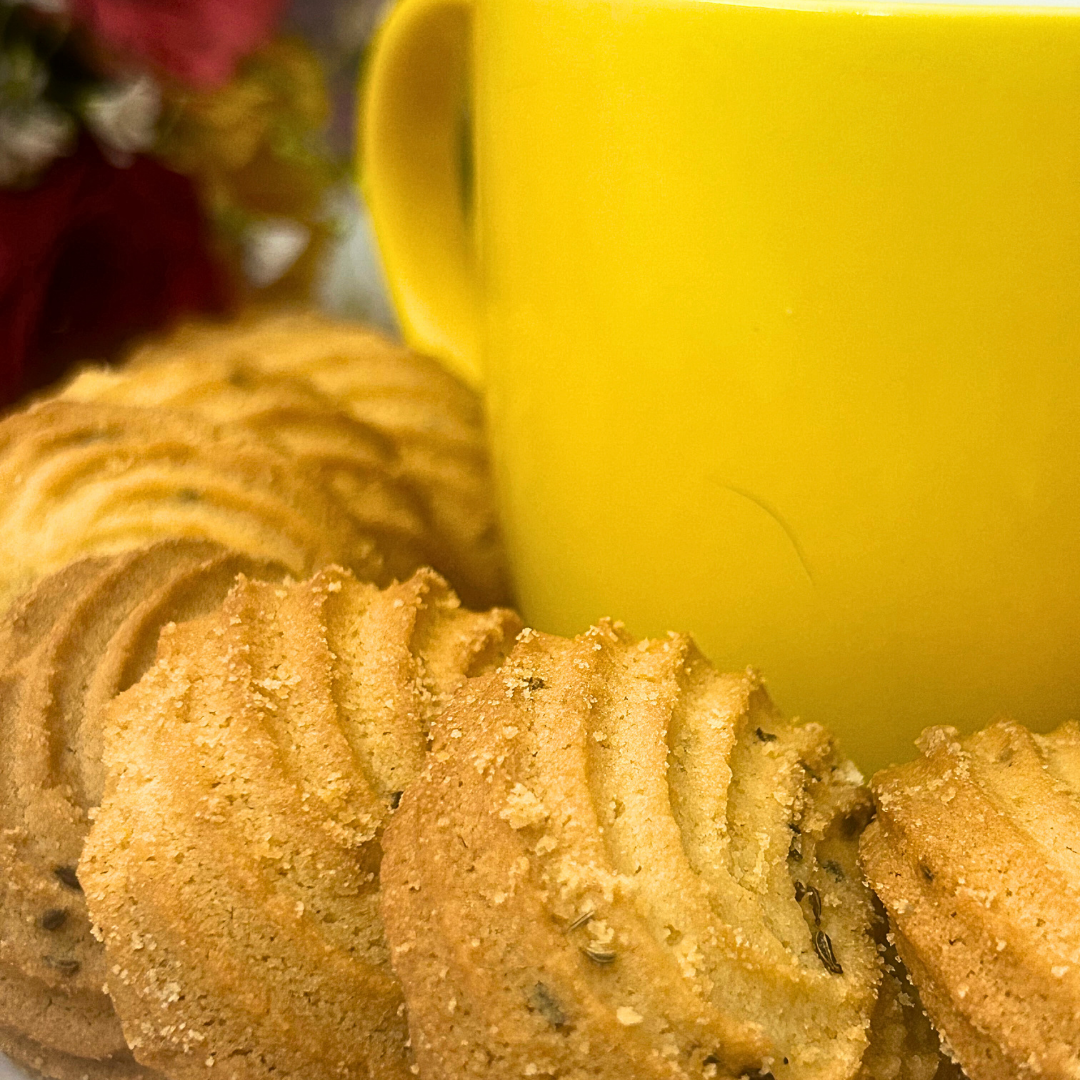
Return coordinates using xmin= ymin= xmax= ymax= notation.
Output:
xmin=0 ymin=309 xmax=1073 ymax=1080
xmin=0 ymin=310 xmax=511 ymax=1080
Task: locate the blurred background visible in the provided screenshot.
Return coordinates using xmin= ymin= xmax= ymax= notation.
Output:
xmin=0 ymin=0 xmax=400 ymax=407
xmin=281 ymin=0 xmax=397 ymax=328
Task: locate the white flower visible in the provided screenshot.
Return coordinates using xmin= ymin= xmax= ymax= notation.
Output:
xmin=83 ymin=76 xmax=161 ymax=157
xmin=0 ymin=103 xmax=74 ymax=186
xmin=242 ymin=218 xmax=312 ymax=288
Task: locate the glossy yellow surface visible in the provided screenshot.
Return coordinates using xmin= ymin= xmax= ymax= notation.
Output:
xmin=363 ymin=0 xmax=1080 ymax=772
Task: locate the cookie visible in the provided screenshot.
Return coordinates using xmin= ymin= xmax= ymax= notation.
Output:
xmin=0 ymin=541 xmax=282 ymax=1080
xmin=61 ymin=355 xmax=494 ymax=605
xmin=0 ymin=399 xmax=383 ymax=607
xmin=116 ymin=309 xmax=510 ymax=607
xmin=380 ymin=621 xmax=881 ymax=1080
xmin=0 ymin=1025 xmax=155 ymax=1080
xmin=861 ymin=720 xmax=1080 ymax=1080
xmin=79 ymin=568 xmax=521 ymax=1080
xmin=855 ymin=914 xmax=964 ymax=1080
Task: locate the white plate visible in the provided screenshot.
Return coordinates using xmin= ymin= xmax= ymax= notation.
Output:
xmin=0 ymin=1053 xmax=30 ymax=1079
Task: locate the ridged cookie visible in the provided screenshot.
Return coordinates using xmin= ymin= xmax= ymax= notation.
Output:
xmin=61 ymin=356 xmax=494 ymax=606
xmin=80 ymin=568 xmax=521 ymax=1080
xmin=117 ymin=309 xmax=510 ymax=607
xmin=381 ymin=621 xmax=881 ymax=1080
xmin=855 ymin=913 xmax=964 ymax=1080
xmin=861 ymin=720 xmax=1080 ymax=1080
xmin=0 ymin=1027 xmax=155 ymax=1080
xmin=0 ymin=400 xmax=384 ymax=607
xmin=0 ymin=541 xmax=283 ymax=1080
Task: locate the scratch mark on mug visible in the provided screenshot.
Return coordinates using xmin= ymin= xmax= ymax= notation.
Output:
xmin=721 ymin=484 xmax=815 ymax=586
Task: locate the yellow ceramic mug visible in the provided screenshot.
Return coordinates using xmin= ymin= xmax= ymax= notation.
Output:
xmin=362 ymin=0 xmax=1080 ymax=772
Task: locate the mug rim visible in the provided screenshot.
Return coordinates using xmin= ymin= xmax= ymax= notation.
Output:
xmin=699 ymin=0 xmax=1080 ymax=12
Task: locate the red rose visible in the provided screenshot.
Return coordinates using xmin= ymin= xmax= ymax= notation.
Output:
xmin=68 ymin=0 xmax=287 ymax=87
xmin=0 ymin=138 xmax=230 ymax=406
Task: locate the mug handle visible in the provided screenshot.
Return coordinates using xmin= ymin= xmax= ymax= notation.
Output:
xmin=360 ymin=0 xmax=481 ymax=387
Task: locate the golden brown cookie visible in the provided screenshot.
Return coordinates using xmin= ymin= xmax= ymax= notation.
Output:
xmin=115 ymin=309 xmax=509 ymax=607
xmin=0 ymin=541 xmax=282 ymax=1080
xmin=0 ymin=400 xmax=383 ymax=607
xmin=381 ymin=621 xmax=881 ymax=1080
xmin=61 ymin=353 xmax=500 ymax=606
xmin=855 ymin=915 xmax=964 ymax=1080
xmin=80 ymin=568 xmax=521 ymax=1080
xmin=0 ymin=1026 xmax=156 ymax=1080
xmin=861 ymin=720 xmax=1080 ymax=1080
